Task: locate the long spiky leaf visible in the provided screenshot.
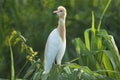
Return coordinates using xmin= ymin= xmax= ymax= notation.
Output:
xmin=97 ymin=0 xmax=111 ymax=31
xmin=92 ymin=11 xmax=95 ymax=34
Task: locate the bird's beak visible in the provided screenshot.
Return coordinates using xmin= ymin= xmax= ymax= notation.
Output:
xmin=53 ymin=10 xmax=59 ymax=13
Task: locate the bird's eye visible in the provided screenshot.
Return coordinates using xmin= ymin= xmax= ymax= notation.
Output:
xmin=59 ymin=10 xmax=62 ymax=12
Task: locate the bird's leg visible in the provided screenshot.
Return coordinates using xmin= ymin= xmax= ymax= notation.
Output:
xmin=56 ymin=62 xmax=62 ymax=74
xmin=57 ymin=64 xmax=61 ymax=68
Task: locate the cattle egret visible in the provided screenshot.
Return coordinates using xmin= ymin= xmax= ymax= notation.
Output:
xmin=43 ymin=6 xmax=67 ymax=74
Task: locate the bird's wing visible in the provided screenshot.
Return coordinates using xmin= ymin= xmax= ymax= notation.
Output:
xmin=44 ymin=28 xmax=61 ymax=73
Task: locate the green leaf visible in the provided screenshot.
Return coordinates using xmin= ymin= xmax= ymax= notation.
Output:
xmin=102 ymin=52 xmax=114 ymax=77
xmin=91 ymin=11 xmax=96 ymax=34
xmin=84 ymin=28 xmax=91 ymax=50
xmin=97 ymin=0 xmax=111 ymax=31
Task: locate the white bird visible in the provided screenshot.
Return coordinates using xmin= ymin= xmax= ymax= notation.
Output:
xmin=43 ymin=6 xmax=67 ymax=74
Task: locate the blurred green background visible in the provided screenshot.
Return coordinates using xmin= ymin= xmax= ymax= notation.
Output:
xmin=0 ymin=0 xmax=120 ymax=78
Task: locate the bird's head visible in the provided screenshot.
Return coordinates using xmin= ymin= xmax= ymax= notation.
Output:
xmin=53 ymin=6 xmax=67 ymax=18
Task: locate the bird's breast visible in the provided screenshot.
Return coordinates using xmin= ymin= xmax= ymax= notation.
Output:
xmin=47 ymin=28 xmax=65 ymax=47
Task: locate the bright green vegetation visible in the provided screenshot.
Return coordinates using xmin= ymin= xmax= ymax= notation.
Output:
xmin=0 ymin=0 xmax=120 ymax=80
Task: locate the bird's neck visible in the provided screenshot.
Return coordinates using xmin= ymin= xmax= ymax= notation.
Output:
xmin=57 ymin=17 xmax=66 ymax=42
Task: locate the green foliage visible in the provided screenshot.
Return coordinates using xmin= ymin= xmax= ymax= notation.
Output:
xmin=72 ymin=0 xmax=120 ymax=79
xmin=7 ymin=30 xmax=41 ymax=79
xmin=0 ymin=0 xmax=120 ymax=80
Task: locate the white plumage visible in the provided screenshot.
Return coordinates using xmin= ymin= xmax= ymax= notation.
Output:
xmin=43 ymin=6 xmax=67 ymax=74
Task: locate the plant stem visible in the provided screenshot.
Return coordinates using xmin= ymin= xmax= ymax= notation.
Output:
xmin=9 ymin=39 xmax=15 ymax=80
